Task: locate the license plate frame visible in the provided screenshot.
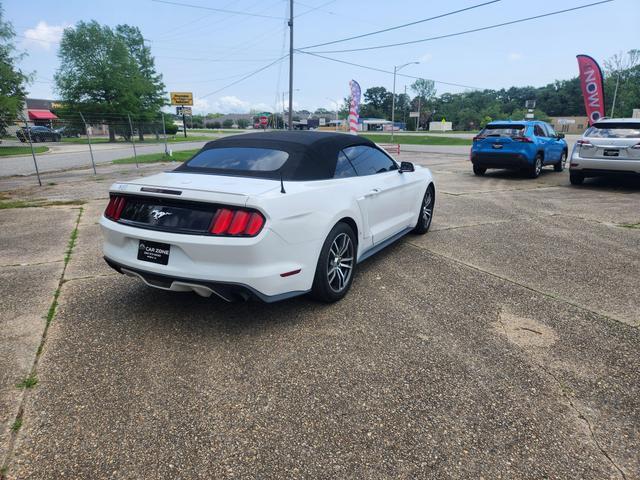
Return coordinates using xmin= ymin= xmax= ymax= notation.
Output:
xmin=603 ymin=149 xmax=619 ymax=157
xmin=137 ymin=240 xmax=171 ymax=265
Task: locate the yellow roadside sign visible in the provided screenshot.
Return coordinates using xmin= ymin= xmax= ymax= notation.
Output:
xmin=170 ymin=92 xmax=193 ymax=106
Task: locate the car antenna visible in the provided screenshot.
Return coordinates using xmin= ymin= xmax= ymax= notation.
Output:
xmin=280 ymin=170 xmax=286 ymax=194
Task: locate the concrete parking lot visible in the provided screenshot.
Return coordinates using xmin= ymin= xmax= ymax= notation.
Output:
xmin=0 ymin=151 xmax=638 ymax=479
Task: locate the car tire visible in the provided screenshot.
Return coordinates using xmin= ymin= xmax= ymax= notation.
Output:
xmin=473 ymin=165 xmax=486 ymax=176
xmin=554 ymin=152 xmax=566 ymax=172
xmin=569 ymin=171 xmax=584 ymax=185
xmin=413 ymin=184 xmax=435 ymax=235
xmin=529 ymin=154 xmax=543 ymax=178
xmin=311 ymin=222 xmax=357 ymax=303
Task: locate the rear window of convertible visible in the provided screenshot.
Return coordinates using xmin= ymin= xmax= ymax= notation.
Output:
xmin=183 ymin=147 xmax=289 ymax=172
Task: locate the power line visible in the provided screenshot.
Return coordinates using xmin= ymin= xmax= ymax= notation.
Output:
xmin=297 ymin=50 xmax=482 ymax=90
xmin=156 ymin=55 xmax=282 ymax=63
xmin=199 ymin=54 xmax=289 ymax=99
xmin=299 ymin=0 xmax=500 ymax=50
xmin=151 ymin=0 xmax=285 ymax=20
xmin=307 ymin=0 xmax=614 ymax=54
xmin=295 ymin=0 xmax=337 ymax=18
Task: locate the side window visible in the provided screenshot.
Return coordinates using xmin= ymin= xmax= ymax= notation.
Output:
xmin=343 ymin=145 xmax=397 ymax=176
xmin=334 ymin=151 xmax=357 ymax=178
xmin=545 ymin=124 xmax=557 ymax=137
xmin=534 ymin=125 xmax=546 ymax=137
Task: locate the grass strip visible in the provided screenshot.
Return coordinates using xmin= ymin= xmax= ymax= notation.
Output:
xmin=360 ymin=133 xmax=471 ymax=146
xmin=113 ymin=149 xmax=199 ymax=165
xmin=0 ymin=146 xmax=48 ymax=157
xmin=61 ymin=135 xmax=211 ymax=145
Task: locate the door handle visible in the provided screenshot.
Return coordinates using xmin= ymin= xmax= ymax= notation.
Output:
xmin=364 ymin=188 xmax=381 ymax=198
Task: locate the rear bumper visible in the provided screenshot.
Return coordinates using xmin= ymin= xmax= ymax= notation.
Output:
xmin=569 ymin=151 xmax=640 ymax=175
xmin=471 ymin=151 xmax=531 ymax=169
xmin=104 ymin=257 xmax=308 ymax=302
xmin=100 ymin=216 xmax=319 ymax=301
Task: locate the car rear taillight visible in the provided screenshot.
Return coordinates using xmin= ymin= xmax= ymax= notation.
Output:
xmin=576 ymin=139 xmax=593 ymax=147
xmin=472 ymin=135 xmax=485 ymax=141
xmin=513 ymin=136 xmax=533 ymax=143
xmin=104 ymin=195 xmax=127 ymax=221
xmin=209 ymin=208 xmax=265 ymax=237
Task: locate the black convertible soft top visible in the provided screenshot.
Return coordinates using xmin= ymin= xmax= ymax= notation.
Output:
xmin=175 ymin=131 xmax=381 ymax=180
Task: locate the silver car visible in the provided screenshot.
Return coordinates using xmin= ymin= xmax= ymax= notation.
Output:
xmin=569 ymin=118 xmax=640 ymax=185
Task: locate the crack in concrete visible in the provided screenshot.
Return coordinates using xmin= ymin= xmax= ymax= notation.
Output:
xmin=440 ymin=185 xmax=560 ymax=197
xmin=64 ymin=272 xmax=119 ymax=283
xmin=0 ymin=260 xmax=63 ymax=268
xmin=405 ymin=241 xmax=638 ymax=330
xmin=0 ymin=207 xmax=84 ymax=480
xmin=493 ymin=310 xmax=628 ymax=480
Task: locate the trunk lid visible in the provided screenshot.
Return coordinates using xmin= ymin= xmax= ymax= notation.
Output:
xmin=579 ymin=137 xmax=640 ymax=161
xmin=125 ymin=172 xmax=280 ymax=198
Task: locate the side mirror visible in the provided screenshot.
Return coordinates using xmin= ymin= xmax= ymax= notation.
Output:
xmin=399 ymin=161 xmax=415 ymax=173
xmin=557 ymin=133 xmax=565 ymax=139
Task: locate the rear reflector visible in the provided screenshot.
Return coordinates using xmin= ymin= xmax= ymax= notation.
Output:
xmin=280 ymin=269 xmax=301 ymax=277
xmin=513 ymin=136 xmax=533 ymax=143
xmin=209 ymin=208 xmax=264 ymax=237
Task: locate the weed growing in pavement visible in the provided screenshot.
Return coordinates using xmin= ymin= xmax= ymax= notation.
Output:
xmin=620 ymin=222 xmax=640 ymax=229
xmin=10 ymin=419 xmax=22 ymax=432
xmin=0 ymin=199 xmax=85 ymax=209
xmin=16 ymin=374 xmax=38 ymax=389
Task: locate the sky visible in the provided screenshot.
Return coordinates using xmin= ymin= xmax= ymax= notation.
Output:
xmin=4 ymin=0 xmax=639 ymax=114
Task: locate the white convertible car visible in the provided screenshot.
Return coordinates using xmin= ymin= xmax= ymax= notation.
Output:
xmin=101 ymin=131 xmax=435 ymax=302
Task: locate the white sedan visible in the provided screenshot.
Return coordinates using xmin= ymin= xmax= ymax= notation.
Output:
xmin=100 ymin=131 xmax=435 ymax=302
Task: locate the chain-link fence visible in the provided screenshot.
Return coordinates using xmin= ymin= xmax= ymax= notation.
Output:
xmin=1 ymin=111 xmax=197 ymax=186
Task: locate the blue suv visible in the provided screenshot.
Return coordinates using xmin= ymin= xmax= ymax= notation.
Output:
xmin=470 ymin=120 xmax=568 ymax=178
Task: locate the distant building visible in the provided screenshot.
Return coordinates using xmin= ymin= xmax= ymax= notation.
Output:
xmin=549 ymin=116 xmax=588 ymax=134
xmin=21 ymin=98 xmax=59 ymax=127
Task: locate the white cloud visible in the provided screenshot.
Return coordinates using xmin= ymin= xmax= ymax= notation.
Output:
xmin=194 ymin=96 xmax=275 ymax=114
xmin=508 ymin=52 xmax=523 ymax=62
xmin=23 ymin=21 xmax=68 ymax=50
xmin=419 ymin=53 xmax=433 ymax=63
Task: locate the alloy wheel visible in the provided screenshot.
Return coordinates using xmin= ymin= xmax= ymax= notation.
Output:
xmin=535 ymin=157 xmax=542 ymax=175
xmin=327 ymin=232 xmax=354 ymax=293
xmin=422 ymin=189 xmax=433 ymax=226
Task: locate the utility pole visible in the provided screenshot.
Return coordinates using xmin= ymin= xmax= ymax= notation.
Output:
xmin=391 ymin=62 xmax=418 ymax=142
xmin=611 ymin=73 xmax=620 ymax=117
xmin=288 ymin=0 xmax=294 ymax=130
xmin=403 ymin=85 xmax=407 ymax=126
xmin=391 ymin=66 xmax=397 ymax=142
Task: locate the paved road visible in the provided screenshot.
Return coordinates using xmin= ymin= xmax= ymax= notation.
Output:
xmin=0 ymin=140 xmax=212 ymax=177
xmin=1 ymin=154 xmax=638 ymax=479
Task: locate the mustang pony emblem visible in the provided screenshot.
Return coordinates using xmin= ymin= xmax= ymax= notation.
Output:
xmin=151 ymin=210 xmax=172 ymax=220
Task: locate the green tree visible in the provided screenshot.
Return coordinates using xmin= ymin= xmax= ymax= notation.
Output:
xmin=115 ymin=25 xmax=166 ymax=140
xmin=604 ymin=49 xmax=640 ymax=117
xmin=0 ymin=3 xmax=29 ymax=135
xmin=222 ymin=118 xmax=234 ymax=128
xmin=236 ymin=118 xmax=249 ymax=129
xmin=55 ymin=21 xmax=165 ymax=142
